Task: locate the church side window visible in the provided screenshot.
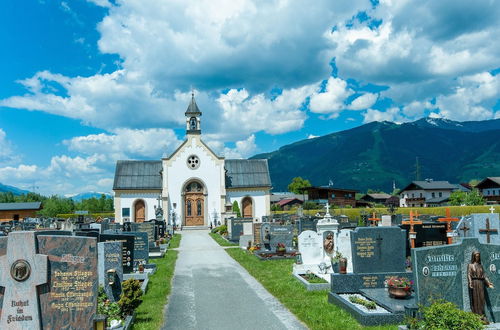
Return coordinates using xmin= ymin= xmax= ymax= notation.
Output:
xmin=187 ymin=201 xmax=192 ymax=216
xmin=197 ymin=200 xmax=202 ymax=216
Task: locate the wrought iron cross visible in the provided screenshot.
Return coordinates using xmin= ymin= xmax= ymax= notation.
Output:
xmin=479 ymin=218 xmax=498 ymax=244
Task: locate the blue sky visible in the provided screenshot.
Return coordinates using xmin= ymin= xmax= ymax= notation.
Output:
xmin=0 ymin=0 xmax=499 ymax=196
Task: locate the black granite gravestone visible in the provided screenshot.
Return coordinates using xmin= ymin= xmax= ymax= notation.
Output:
xmin=100 ymin=234 xmax=135 ymax=274
xmin=131 ymin=222 xmax=155 ymax=245
xmin=129 ymin=231 xmax=149 ymax=269
xmin=350 ymin=227 xmax=407 ymax=273
xmin=400 ymin=222 xmax=447 ymax=256
xmin=98 ymin=241 xmax=123 ymax=302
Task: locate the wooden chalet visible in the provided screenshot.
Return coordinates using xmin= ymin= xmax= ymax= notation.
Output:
xmin=0 ymin=202 xmax=42 ymax=222
xmin=300 ymin=186 xmax=357 ymax=207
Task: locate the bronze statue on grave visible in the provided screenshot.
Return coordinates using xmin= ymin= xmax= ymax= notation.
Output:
xmin=467 ymin=251 xmax=494 ymax=322
xmin=323 ymin=232 xmax=334 ymax=255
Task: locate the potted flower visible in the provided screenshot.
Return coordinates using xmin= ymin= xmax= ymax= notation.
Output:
xmin=386 ymin=276 xmax=413 ymax=299
xmin=275 ymin=243 xmax=286 ymax=256
xmin=331 ymin=251 xmax=342 ymax=273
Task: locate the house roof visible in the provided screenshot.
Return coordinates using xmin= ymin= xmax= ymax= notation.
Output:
xmin=113 ymin=160 xmax=162 ymax=190
xmin=476 ymin=177 xmax=500 ymax=189
xmin=0 ymin=202 xmax=42 ymax=211
xmin=400 ymin=180 xmax=457 ymax=192
xmin=426 ymin=196 xmax=449 ymax=204
xmin=277 ymin=198 xmax=303 ymax=207
xmin=363 ymin=193 xmax=392 ymax=200
xmin=300 ymin=186 xmax=358 ymax=193
xmin=225 ymin=159 xmax=272 ymax=189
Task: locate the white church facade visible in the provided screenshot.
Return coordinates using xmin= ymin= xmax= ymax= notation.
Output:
xmin=112 ymin=94 xmax=272 ymax=226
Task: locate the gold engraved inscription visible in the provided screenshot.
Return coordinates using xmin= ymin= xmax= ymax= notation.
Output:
xmin=355 ymin=237 xmax=375 ymax=258
xmin=50 ymin=270 xmax=94 ymax=312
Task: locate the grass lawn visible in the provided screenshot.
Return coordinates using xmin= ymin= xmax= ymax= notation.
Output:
xmin=226 ymin=248 xmax=397 ymax=330
xmin=209 ymin=232 xmax=238 ymax=246
xmin=132 ymin=234 xmax=180 ymax=330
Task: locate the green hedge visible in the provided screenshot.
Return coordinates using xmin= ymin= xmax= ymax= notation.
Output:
xmin=55 ymin=212 xmax=115 ymax=218
xmin=273 ymin=205 xmax=497 ymax=219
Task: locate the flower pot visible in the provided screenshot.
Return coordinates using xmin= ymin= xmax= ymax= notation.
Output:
xmin=388 ymin=286 xmax=411 ymax=299
xmin=339 ymin=257 xmax=347 ymax=274
xmin=276 ymin=249 xmax=286 ymax=256
xmin=331 ymin=261 xmax=339 ymax=273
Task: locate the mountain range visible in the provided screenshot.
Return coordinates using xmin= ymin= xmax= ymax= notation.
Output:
xmin=0 ymin=183 xmax=30 ymax=195
xmin=252 ymin=117 xmax=500 ymax=193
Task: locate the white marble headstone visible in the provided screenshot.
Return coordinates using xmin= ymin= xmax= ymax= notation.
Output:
xmin=298 ymin=230 xmax=323 ymax=265
xmin=243 ymin=222 xmax=253 ymax=236
xmin=380 ymin=215 xmax=392 ymax=227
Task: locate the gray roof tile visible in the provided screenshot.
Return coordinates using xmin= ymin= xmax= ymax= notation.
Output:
xmin=113 ymin=160 xmax=162 ymax=190
xmin=225 ymin=159 xmax=271 ymax=188
xmin=0 ymin=202 xmax=42 ymax=211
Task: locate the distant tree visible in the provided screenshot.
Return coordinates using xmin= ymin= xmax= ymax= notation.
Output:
xmin=449 ymin=190 xmax=466 ymax=206
xmin=287 ymin=177 xmax=311 ymax=194
xmin=271 ymin=204 xmax=282 ymax=212
xmin=449 ymin=189 xmax=485 ymax=206
xmin=367 ymin=189 xmax=383 ymax=194
xmin=303 ymin=201 xmax=319 ymax=210
xmin=468 ymin=179 xmax=481 ymax=187
xmin=232 ymin=201 xmax=241 ymax=217
xmin=464 ymin=189 xmax=485 ymax=206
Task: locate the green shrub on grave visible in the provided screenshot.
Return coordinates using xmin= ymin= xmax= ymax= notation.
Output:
xmin=409 ymin=300 xmax=483 ymax=330
xmin=97 ymin=286 xmax=121 ymax=325
xmin=118 ymin=279 xmax=143 ymax=318
xmin=217 ymin=224 xmax=228 ymax=235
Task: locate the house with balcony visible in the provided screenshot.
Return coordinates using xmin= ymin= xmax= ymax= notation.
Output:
xmin=300 ymin=186 xmax=358 ymax=208
xmin=476 ymin=177 xmax=500 ymax=204
xmin=399 ymin=180 xmax=460 ymax=207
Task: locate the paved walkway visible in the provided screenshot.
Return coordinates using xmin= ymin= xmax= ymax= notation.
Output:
xmin=162 ymin=230 xmax=307 ymax=330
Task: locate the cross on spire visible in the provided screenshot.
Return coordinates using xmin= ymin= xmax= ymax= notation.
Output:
xmin=479 ymin=218 xmax=498 ymax=244
xmin=402 ymin=210 xmax=422 ymax=248
xmin=368 ymin=212 xmax=381 ymax=227
xmin=437 ymin=208 xmax=459 ymax=244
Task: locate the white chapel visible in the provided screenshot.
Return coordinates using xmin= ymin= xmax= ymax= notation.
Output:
xmin=112 ymin=94 xmax=272 ymax=226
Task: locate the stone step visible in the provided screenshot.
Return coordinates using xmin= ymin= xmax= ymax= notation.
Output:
xmin=182 ymin=226 xmax=210 ymax=230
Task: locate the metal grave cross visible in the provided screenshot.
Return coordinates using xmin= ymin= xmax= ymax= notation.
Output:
xmin=490 ymin=206 xmax=496 ymax=214
xmin=459 ymin=223 xmax=470 ymax=237
xmin=437 ymin=208 xmax=459 ymax=244
xmin=402 ymin=210 xmax=422 ymax=248
xmin=368 ymin=212 xmax=381 ymax=227
xmin=0 ymin=232 xmax=48 ymax=329
xmin=479 ymin=218 xmax=498 ymax=244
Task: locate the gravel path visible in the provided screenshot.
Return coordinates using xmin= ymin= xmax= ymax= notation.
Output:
xmin=162 ymin=229 xmax=307 ymax=330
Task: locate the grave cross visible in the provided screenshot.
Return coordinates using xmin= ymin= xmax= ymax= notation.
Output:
xmin=437 ymin=208 xmax=459 ymax=244
xmin=368 ymin=212 xmax=381 ymax=227
xmin=156 ymin=195 xmax=162 ymax=208
xmin=402 ymin=210 xmax=422 ymax=248
xmin=459 ymin=223 xmax=470 ymax=237
xmin=479 ymin=218 xmax=498 ymax=244
xmin=490 ymin=206 xmax=496 ymax=214
xmin=0 ymin=232 xmax=48 ymax=330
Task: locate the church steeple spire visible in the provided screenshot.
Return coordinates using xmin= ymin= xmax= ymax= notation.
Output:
xmin=185 ymin=92 xmax=202 ymax=135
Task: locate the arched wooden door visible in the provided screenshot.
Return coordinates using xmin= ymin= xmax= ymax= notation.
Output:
xmin=184 ymin=182 xmax=204 ymax=226
xmin=134 ymin=200 xmax=145 ymax=223
xmin=242 ymin=197 xmax=253 ymax=218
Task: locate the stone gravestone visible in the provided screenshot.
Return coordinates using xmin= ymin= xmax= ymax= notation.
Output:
xmin=228 ymin=218 xmax=253 ymax=242
xmin=100 ymin=233 xmax=135 ymax=274
xmin=98 ymin=241 xmax=123 ymax=302
xmin=129 ymin=231 xmax=149 ymax=269
xmin=0 ymin=232 xmax=98 ymax=329
xmin=297 ymin=218 xmax=318 ymax=233
xmin=268 ymin=224 xmax=294 ymax=251
xmin=297 ymin=230 xmax=323 ymax=266
xmin=469 ymin=213 xmax=500 ymax=245
xmin=350 ymin=227 xmax=407 ymax=274
xmin=380 ymin=215 xmax=392 ymax=227
xmin=260 ymin=223 xmax=271 ymax=249
xmin=155 ymin=220 xmax=166 ymax=238
xmin=413 ymin=238 xmax=499 ymax=322
xmin=400 ymin=222 xmax=447 ymax=257
xmin=131 ymin=222 xmax=155 ymax=246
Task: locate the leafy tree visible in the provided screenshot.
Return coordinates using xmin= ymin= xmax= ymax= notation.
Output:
xmin=303 ymin=201 xmax=319 ymax=210
xmin=464 ymin=189 xmax=485 ymax=206
xmin=449 ymin=190 xmax=466 ymax=206
xmin=287 ymin=177 xmax=311 ymax=194
xmin=232 ymin=201 xmax=241 ymax=217
xmin=271 ymin=204 xmax=282 ymax=211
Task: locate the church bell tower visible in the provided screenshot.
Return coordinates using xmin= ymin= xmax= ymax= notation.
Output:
xmin=185 ymin=92 xmax=202 ymax=135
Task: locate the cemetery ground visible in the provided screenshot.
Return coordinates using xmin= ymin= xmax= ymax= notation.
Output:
xmin=132 ymin=234 xmax=181 ymax=330
xmin=224 ymin=247 xmax=395 ymax=330
xmin=209 ymin=231 xmax=238 ymax=246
